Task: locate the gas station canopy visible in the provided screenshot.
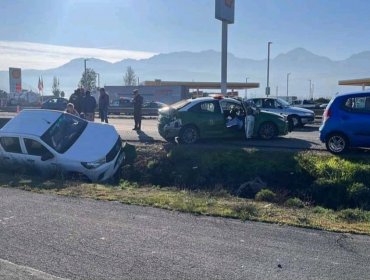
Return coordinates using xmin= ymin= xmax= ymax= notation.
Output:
xmin=338 ymin=78 xmax=370 ymax=87
xmin=144 ymin=80 xmax=259 ymax=90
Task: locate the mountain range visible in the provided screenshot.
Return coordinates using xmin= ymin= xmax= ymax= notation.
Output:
xmin=1 ymin=47 xmax=369 ymax=98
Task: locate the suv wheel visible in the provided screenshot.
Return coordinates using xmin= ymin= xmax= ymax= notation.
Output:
xmin=258 ymin=122 xmax=277 ymax=140
xmin=326 ymin=133 xmax=348 ymax=154
xmin=178 ymin=125 xmax=199 ymax=144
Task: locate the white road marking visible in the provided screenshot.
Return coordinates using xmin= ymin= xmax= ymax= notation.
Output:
xmin=0 ymin=258 xmax=68 ymax=280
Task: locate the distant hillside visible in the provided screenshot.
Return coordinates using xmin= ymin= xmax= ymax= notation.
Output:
xmin=0 ymin=48 xmax=368 ymax=98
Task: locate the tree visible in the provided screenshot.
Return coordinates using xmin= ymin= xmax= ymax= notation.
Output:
xmin=315 ymin=97 xmax=330 ymax=104
xmin=123 ymin=66 xmax=137 ymax=86
xmin=79 ymin=68 xmax=97 ymax=91
xmin=52 ymin=77 xmax=61 ymax=97
xmin=0 ymin=89 xmax=7 ymax=98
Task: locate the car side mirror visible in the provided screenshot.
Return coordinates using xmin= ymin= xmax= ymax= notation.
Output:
xmin=41 ymin=153 xmax=54 ymax=161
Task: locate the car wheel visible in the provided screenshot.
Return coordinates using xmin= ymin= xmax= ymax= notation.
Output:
xmin=258 ymin=122 xmax=277 ymax=140
xmin=164 ymin=137 xmax=176 ymax=143
xmin=178 ymin=125 xmax=199 ymax=144
xmin=289 ymin=115 xmax=302 ymax=128
xmin=325 ymin=133 xmax=348 ymax=154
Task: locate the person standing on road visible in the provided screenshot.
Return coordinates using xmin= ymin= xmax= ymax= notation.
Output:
xmin=69 ymin=88 xmax=84 ymax=115
xmin=99 ymin=88 xmax=109 ymax=123
xmin=245 ymin=100 xmax=256 ymax=139
xmin=82 ymin=91 xmax=97 ymax=121
xmin=132 ymin=89 xmax=143 ymax=131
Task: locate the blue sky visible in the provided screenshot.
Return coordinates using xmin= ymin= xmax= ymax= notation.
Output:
xmin=1 ymin=0 xmax=370 ymax=70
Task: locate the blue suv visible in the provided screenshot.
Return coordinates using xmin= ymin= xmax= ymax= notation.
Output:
xmin=319 ymin=91 xmax=370 ymax=154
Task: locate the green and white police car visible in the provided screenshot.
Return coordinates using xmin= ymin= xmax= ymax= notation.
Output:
xmin=158 ymin=96 xmax=289 ymax=144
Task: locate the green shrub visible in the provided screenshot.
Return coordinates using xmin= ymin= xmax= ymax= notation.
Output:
xmin=312 ymin=178 xmax=347 ymax=209
xmin=337 ymin=208 xmax=370 ymax=223
xmin=297 ymin=153 xmax=370 ymax=184
xmin=312 ymin=206 xmax=333 ymax=214
xmin=232 ymin=203 xmax=259 ymax=220
xmin=120 ymin=180 xmax=139 ymax=189
xmin=127 ymin=147 xmax=370 ymax=210
xmin=347 ymin=183 xmax=370 ymax=208
xmin=285 ymin=197 xmax=305 ymax=208
xmin=255 ymin=189 xmax=276 ymax=202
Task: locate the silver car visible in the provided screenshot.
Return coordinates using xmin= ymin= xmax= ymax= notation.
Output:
xmin=0 ymin=110 xmax=125 ymax=182
xmin=248 ymin=97 xmax=315 ymax=128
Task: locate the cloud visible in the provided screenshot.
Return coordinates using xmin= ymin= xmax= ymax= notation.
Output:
xmin=0 ymin=41 xmax=157 ymax=71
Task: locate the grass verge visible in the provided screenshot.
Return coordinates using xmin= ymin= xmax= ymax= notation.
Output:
xmin=1 ymin=175 xmax=369 ymax=235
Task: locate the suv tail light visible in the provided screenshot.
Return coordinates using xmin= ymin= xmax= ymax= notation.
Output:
xmin=323 ymin=108 xmax=331 ymax=123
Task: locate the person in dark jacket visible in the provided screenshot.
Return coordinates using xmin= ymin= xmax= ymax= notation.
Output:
xmin=132 ymin=89 xmax=143 ymax=130
xmin=98 ymin=88 xmax=109 ymax=123
xmin=82 ymin=91 xmax=97 ymax=121
xmin=69 ymin=88 xmax=83 ymax=114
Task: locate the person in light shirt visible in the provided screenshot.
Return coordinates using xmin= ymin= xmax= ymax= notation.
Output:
xmin=65 ymin=103 xmax=80 ymax=116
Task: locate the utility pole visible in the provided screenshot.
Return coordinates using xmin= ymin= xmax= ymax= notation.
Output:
xmin=286 ymin=73 xmax=291 ymax=98
xmin=266 ymin=41 xmax=272 ymax=96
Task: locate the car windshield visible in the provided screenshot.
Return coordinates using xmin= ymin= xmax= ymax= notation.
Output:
xmin=41 ymin=113 xmax=88 ymax=154
xmin=170 ymin=99 xmax=191 ymax=110
xmin=276 ymin=98 xmax=290 ymax=107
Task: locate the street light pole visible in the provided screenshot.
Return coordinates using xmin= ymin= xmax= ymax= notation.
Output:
xmin=286 ymin=73 xmax=291 ymax=98
xmin=96 ymin=73 xmax=100 ymax=89
xmin=245 ymin=77 xmax=249 ymax=99
xmin=308 ymin=79 xmax=312 ymax=99
xmin=221 ymin=21 xmax=228 ymax=95
xmin=266 ymin=41 xmax=272 ymax=96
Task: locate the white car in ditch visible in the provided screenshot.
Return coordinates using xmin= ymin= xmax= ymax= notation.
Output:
xmin=0 ymin=110 xmax=125 ymax=182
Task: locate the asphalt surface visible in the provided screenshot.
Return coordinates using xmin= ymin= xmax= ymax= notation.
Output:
xmin=0 ymin=112 xmax=325 ymax=151
xmin=109 ymin=118 xmax=326 ymax=151
xmin=1 ymin=188 xmax=370 ymax=280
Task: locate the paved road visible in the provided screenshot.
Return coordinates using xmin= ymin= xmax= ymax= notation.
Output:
xmin=1 ymin=188 xmax=370 ymax=280
xmin=0 ymin=113 xmax=325 ymax=150
xmin=109 ymin=118 xmax=325 ymax=150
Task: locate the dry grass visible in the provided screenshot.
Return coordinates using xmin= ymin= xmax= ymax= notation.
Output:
xmin=1 ymin=174 xmax=369 ymax=235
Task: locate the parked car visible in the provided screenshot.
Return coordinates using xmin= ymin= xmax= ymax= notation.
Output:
xmin=41 ymin=97 xmax=69 ymax=111
xmin=290 ymin=99 xmax=318 ymax=109
xmin=248 ymin=97 xmax=315 ymax=128
xmin=109 ymin=98 xmax=134 ymax=115
xmin=158 ymin=96 xmax=289 ymax=144
xmin=142 ymin=101 xmax=168 ymax=115
xmin=0 ymin=110 xmax=125 ymax=181
xmin=319 ymin=91 xmax=370 ymax=154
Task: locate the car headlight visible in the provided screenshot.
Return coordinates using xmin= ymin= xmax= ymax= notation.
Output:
xmin=81 ymin=157 xmax=106 ymax=169
xmin=303 ymin=112 xmax=314 ymax=116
